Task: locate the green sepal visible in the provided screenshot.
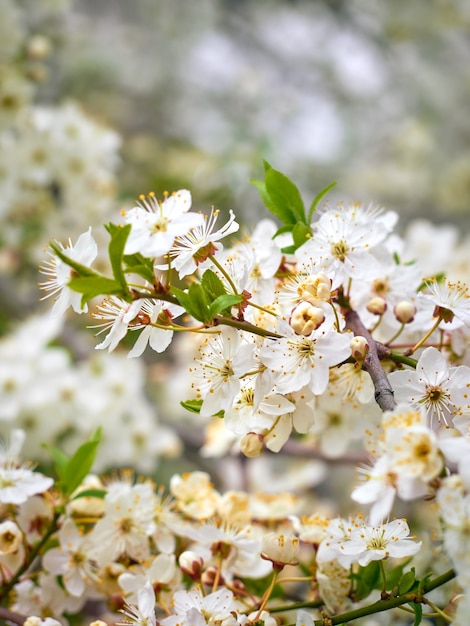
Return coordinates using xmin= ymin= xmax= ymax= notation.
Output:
xmin=307 ymin=180 xmax=336 ymax=223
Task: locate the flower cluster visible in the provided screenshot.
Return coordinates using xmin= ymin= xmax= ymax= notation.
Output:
xmin=30 ymin=167 xmax=470 ymax=623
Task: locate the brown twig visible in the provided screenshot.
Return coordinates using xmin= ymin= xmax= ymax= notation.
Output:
xmin=344 ymin=309 xmax=397 ymax=413
xmin=0 ymin=607 xmax=28 ymax=625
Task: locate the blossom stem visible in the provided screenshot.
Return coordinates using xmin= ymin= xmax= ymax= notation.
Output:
xmin=310 ymin=568 xmax=456 ymax=625
xmin=247 ymin=300 xmax=279 ymax=317
xmin=254 ymin=570 xmax=279 ymax=619
xmin=208 ymin=253 xmax=239 ymax=295
xmin=383 ymin=323 xmax=405 ymax=346
xmin=422 ymin=598 xmax=453 ymax=623
xmin=408 ymin=316 xmax=442 ymax=355
xmin=0 ymin=511 xmax=61 ymax=601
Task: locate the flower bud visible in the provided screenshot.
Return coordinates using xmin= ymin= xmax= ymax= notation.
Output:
xmin=179 ymin=550 xmax=204 ymax=580
xmin=366 ymin=296 xmax=387 ymax=315
xmin=350 ymin=336 xmax=369 ymax=361
xmin=290 ymin=301 xmax=325 ymax=336
xmin=394 ymin=301 xmax=416 ymax=324
xmin=27 ymin=35 xmax=52 ymax=60
xmin=240 ymin=432 xmax=264 ymax=458
xmin=0 ymin=521 xmax=22 ymax=554
xmin=261 ymin=532 xmax=300 ymax=571
xmin=201 ymin=565 xmax=225 ymax=587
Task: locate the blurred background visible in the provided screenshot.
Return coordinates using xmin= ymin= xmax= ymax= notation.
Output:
xmin=1 ymin=0 xmax=470 ymax=490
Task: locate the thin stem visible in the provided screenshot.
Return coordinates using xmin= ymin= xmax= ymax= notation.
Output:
xmin=0 ymin=512 xmax=61 ymax=601
xmin=422 ymin=598 xmax=453 ymax=623
xmin=216 ymin=315 xmax=282 ymax=339
xmin=408 ymin=316 xmax=442 ymax=355
xmin=208 ymin=253 xmax=239 ymax=295
xmin=255 ymin=570 xmax=279 ymax=620
xmin=311 ymin=568 xmax=456 ymax=626
xmin=0 ymin=608 xmax=27 ymax=625
xmin=384 ymin=323 xmax=405 ymax=346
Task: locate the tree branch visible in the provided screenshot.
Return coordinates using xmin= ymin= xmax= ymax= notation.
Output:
xmin=344 ymin=309 xmax=397 ymax=412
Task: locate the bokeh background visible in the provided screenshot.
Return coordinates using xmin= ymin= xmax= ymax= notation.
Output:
xmin=1 ymin=0 xmax=470 ymax=490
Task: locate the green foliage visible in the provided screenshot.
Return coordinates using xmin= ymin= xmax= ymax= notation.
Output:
xmin=352 ymin=561 xmax=381 ymax=601
xmin=68 ymin=275 xmax=125 ymax=305
xmin=106 ymin=223 xmax=156 ymax=284
xmin=180 ymin=398 xmax=224 ymax=418
xmin=398 ymin=568 xmax=416 ymax=594
xmin=107 ymin=223 xmax=132 ymax=289
xmin=250 ymin=162 xmax=335 ymax=253
xmin=171 ymin=269 xmax=243 ymax=323
xmin=47 ymin=428 xmax=102 ymax=497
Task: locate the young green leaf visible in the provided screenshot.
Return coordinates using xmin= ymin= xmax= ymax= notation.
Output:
xmin=49 ymin=241 xmax=100 ymax=278
xmin=291 ymin=222 xmax=313 ymax=249
xmin=201 ymin=269 xmax=227 ymax=300
xmin=44 ymin=445 xmax=69 ymax=482
xmin=181 ymin=399 xmax=224 ymax=418
xmin=70 ymin=488 xmax=107 ymax=501
xmin=398 ymin=568 xmax=416 ymax=595
xmin=265 ymin=167 xmax=306 ymax=224
xmin=123 ymin=254 xmax=155 ymax=283
xmin=108 ymin=223 xmax=132 ymax=289
xmin=409 ymin=602 xmax=422 ymax=626
xmin=307 ymin=180 xmax=336 ymax=223
xmin=61 ymin=428 xmax=102 ymax=496
xmin=351 ymin=561 xmax=381 ymax=601
xmin=171 ymin=283 xmax=211 ymax=323
xmin=208 ymin=293 xmax=243 ymax=318
xmin=68 ymin=275 xmax=127 ymax=306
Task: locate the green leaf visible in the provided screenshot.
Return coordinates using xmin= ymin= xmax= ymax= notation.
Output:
xmin=44 ymin=445 xmax=69 ymax=481
xmin=108 ymin=223 xmax=131 ymax=289
xmin=307 ymin=180 xmax=336 ymax=223
xmin=398 ymin=568 xmax=416 ymax=594
xmin=292 ymin=222 xmax=313 ymax=249
xmin=49 ymin=241 xmax=99 ymax=278
xmin=208 ymin=294 xmax=243 ymax=318
xmin=180 ymin=399 xmax=203 ymax=413
xmin=123 ymin=254 xmax=155 ymax=283
xmin=171 ymin=283 xmax=210 ymax=323
xmin=265 ymin=167 xmax=305 ymax=223
xmin=272 ymin=224 xmax=295 ymax=239
xmin=181 ymin=399 xmax=224 ymax=418
xmin=61 ymin=428 xmax=102 ymax=496
xmin=201 ymin=269 xmax=227 ymax=300
xmin=263 ymin=159 xmax=273 ymax=172
xmin=409 ymin=602 xmax=422 ymax=626
xmin=70 ymin=488 xmax=107 ymax=501
xmin=250 ymin=179 xmax=280 ymax=218
xmin=351 ymin=561 xmax=381 ymax=601
xmin=68 ymin=275 xmax=127 ymax=306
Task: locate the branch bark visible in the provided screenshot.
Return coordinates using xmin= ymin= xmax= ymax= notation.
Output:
xmin=344 ymin=309 xmax=397 ymax=412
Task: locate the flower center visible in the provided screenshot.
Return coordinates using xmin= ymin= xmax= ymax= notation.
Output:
xmin=331 ymin=239 xmax=350 ymax=262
